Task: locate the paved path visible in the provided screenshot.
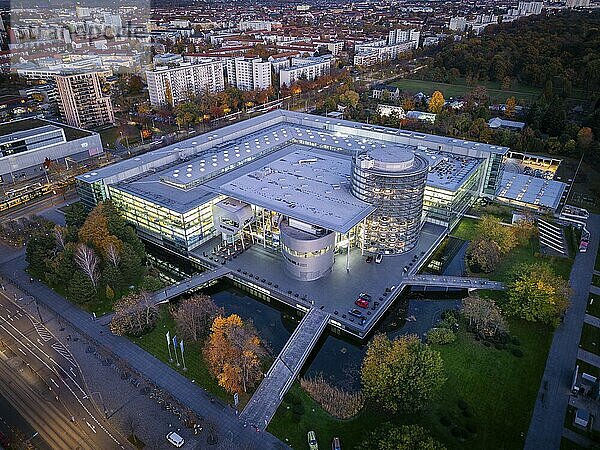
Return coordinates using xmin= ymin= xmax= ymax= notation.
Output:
xmin=240 ymin=308 xmax=330 ymax=431
xmin=590 ymin=285 xmax=600 ymax=296
xmin=151 ymin=267 xmax=232 ymax=304
xmin=404 ymin=274 xmax=505 ymax=291
xmin=0 ymin=251 xmax=288 ymax=450
xmin=584 ymin=313 xmax=600 ymax=328
xmin=577 ymin=348 xmax=600 ymax=368
xmin=525 ymin=214 xmax=600 ymax=450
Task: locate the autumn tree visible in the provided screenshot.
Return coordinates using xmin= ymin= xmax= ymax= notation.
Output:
xmin=505 ymin=262 xmax=570 ymax=327
xmin=78 ymin=203 xmax=123 ymax=257
xmin=465 ymin=239 xmax=500 ymax=273
xmin=476 ymin=215 xmax=518 ymax=254
xmin=172 ymin=294 xmax=223 ymax=342
xmin=428 ymin=91 xmax=445 ymax=114
xmin=577 ymin=127 xmax=594 ymax=152
xmin=505 ymin=96 xmax=517 ymax=118
xmin=361 ymin=334 xmax=445 ymax=413
xmin=110 ymin=291 xmax=158 ymax=336
xmin=461 ymin=296 xmax=508 ymax=339
xmin=203 ymin=314 xmax=268 ymax=394
xmin=357 ymin=423 xmax=446 ymax=450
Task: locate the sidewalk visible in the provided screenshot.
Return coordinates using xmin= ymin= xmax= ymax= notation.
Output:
xmin=0 ymin=251 xmax=288 ymax=450
xmin=525 ymin=214 xmax=600 ymax=450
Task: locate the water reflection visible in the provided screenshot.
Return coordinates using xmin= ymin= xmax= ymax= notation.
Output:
xmin=149 ymin=236 xmax=468 ymax=392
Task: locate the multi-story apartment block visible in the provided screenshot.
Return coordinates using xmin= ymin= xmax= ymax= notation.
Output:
xmin=566 ymin=0 xmax=590 ymax=7
xmin=388 ymin=29 xmax=420 ymax=47
xmin=55 ymin=71 xmax=114 ymax=129
xmin=314 ymin=40 xmax=344 ymax=56
xmin=448 ymin=16 xmax=467 ymax=32
xmin=226 ymin=57 xmax=271 ymax=91
xmin=238 ymin=20 xmax=281 ymax=32
xmin=279 ymin=56 xmax=332 ymax=87
xmin=146 ymin=60 xmax=225 ymax=107
xmin=354 ymin=41 xmax=416 ymax=66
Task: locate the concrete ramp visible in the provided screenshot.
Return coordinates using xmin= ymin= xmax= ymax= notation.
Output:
xmin=240 ymin=307 xmax=330 ymax=430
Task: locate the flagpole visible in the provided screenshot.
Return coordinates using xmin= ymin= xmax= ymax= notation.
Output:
xmin=180 ymin=340 xmax=187 ymax=371
xmin=166 ymin=331 xmax=173 ymax=363
xmin=173 ymin=335 xmax=180 ymax=367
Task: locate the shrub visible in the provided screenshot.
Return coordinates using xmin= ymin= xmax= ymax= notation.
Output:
xmin=440 ymin=415 xmax=452 ymax=427
xmin=466 ymin=422 xmax=477 ymax=434
xmin=457 ymin=399 xmax=469 ymax=411
xmin=512 ymin=337 xmax=521 ymax=346
xmin=300 ymin=374 xmax=365 ymax=419
xmin=483 ymin=341 xmax=491 ymax=347
xmin=427 ymin=327 xmax=457 ymax=345
xmin=512 ymin=348 xmax=524 ymax=357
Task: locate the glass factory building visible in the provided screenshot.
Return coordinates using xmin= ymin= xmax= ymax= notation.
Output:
xmin=77 ymin=110 xmax=511 ymax=280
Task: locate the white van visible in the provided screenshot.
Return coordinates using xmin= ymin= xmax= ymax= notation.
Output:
xmin=166 ymin=431 xmax=185 ymax=448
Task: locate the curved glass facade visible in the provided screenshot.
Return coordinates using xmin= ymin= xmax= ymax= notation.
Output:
xmin=351 ymin=150 xmax=428 ymax=255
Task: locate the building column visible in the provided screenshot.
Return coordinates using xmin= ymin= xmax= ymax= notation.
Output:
xmin=346 ymin=238 xmax=350 ymax=271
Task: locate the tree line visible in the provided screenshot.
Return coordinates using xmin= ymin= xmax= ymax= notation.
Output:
xmin=419 ymin=11 xmax=600 ymax=91
xmin=26 ymin=201 xmax=162 ymax=307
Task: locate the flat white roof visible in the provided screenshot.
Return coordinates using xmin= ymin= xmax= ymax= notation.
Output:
xmin=214 ymin=145 xmax=375 ymax=233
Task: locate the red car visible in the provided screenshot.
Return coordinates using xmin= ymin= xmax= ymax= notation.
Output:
xmin=355 ymin=298 xmax=369 ymax=308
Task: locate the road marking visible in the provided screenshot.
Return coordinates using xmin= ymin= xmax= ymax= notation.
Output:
xmin=0 ymin=317 xmax=122 ymax=445
xmin=51 ymin=343 xmax=77 ymax=367
xmin=18 ymin=348 xmax=26 ymax=355
xmin=86 ymin=420 xmax=96 ymax=433
xmin=51 ymin=378 xmax=60 ymax=388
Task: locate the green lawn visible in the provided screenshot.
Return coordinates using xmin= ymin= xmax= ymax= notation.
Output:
xmin=131 ymin=308 xmax=233 ymax=405
xmin=268 ymin=319 xmax=552 ymax=450
xmin=579 ymin=323 xmax=600 ymax=356
xmin=593 ymin=275 xmax=600 ymax=287
xmin=587 ymin=295 xmax=600 ymax=319
xmin=391 ymin=78 xmax=543 ymax=103
xmin=449 ymin=217 xmax=574 ymax=282
xmin=390 ymin=78 xmax=587 ymax=104
xmin=561 ymin=437 xmax=589 ymax=450
xmin=575 ymin=359 xmax=600 ymax=378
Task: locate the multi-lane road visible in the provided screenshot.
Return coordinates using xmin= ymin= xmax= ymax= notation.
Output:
xmin=0 ymin=290 xmax=128 ymax=449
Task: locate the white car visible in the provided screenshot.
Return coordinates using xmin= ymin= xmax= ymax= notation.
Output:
xmin=166 ymin=431 xmax=185 ymax=448
xmin=375 ymin=253 xmax=383 ymax=264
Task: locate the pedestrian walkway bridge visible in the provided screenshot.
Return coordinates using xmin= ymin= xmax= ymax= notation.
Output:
xmin=404 ymin=275 xmax=506 ymax=291
xmin=240 ymin=307 xmax=330 ymax=431
xmin=151 ymin=266 xmax=232 ymax=305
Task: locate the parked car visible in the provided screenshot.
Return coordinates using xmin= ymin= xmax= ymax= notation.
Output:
xmin=331 ymin=437 xmax=342 ymax=450
xmin=166 ymin=431 xmax=185 ymax=448
xmin=308 ymin=430 xmax=319 ymax=450
xmin=359 ymin=292 xmax=372 ymax=301
xmin=375 ymin=253 xmax=383 ymax=264
xmin=349 ymin=308 xmax=364 ymax=318
xmin=365 ymin=255 xmax=373 ymax=263
xmin=355 ymin=298 xmax=369 ymax=309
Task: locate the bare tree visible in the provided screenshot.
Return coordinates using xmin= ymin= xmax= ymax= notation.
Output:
xmin=110 ymin=291 xmax=158 ymax=336
xmin=54 ymin=226 xmax=67 ymax=251
xmin=172 ymin=294 xmax=223 ymax=342
xmin=74 ymin=244 xmax=99 ymax=289
xmin=461 ymin=295 xmax=508 ymax=339
xmin=106 ymin=243 xmax=120 ymax=267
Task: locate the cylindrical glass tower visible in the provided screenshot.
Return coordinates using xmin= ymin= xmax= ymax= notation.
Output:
xmin=351 ymin=147 xmax=428 ymax=255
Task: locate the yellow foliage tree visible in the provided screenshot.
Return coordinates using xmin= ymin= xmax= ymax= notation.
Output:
xmin=78 ymin=203 xmax=123 ymax=257
xmin=428 ymin=91 xmax=445 ymax=114
xmin=505 ymin=96 xmax=517 ymax=118
xmin=203 ymin=314 xmax=268 ymax=394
